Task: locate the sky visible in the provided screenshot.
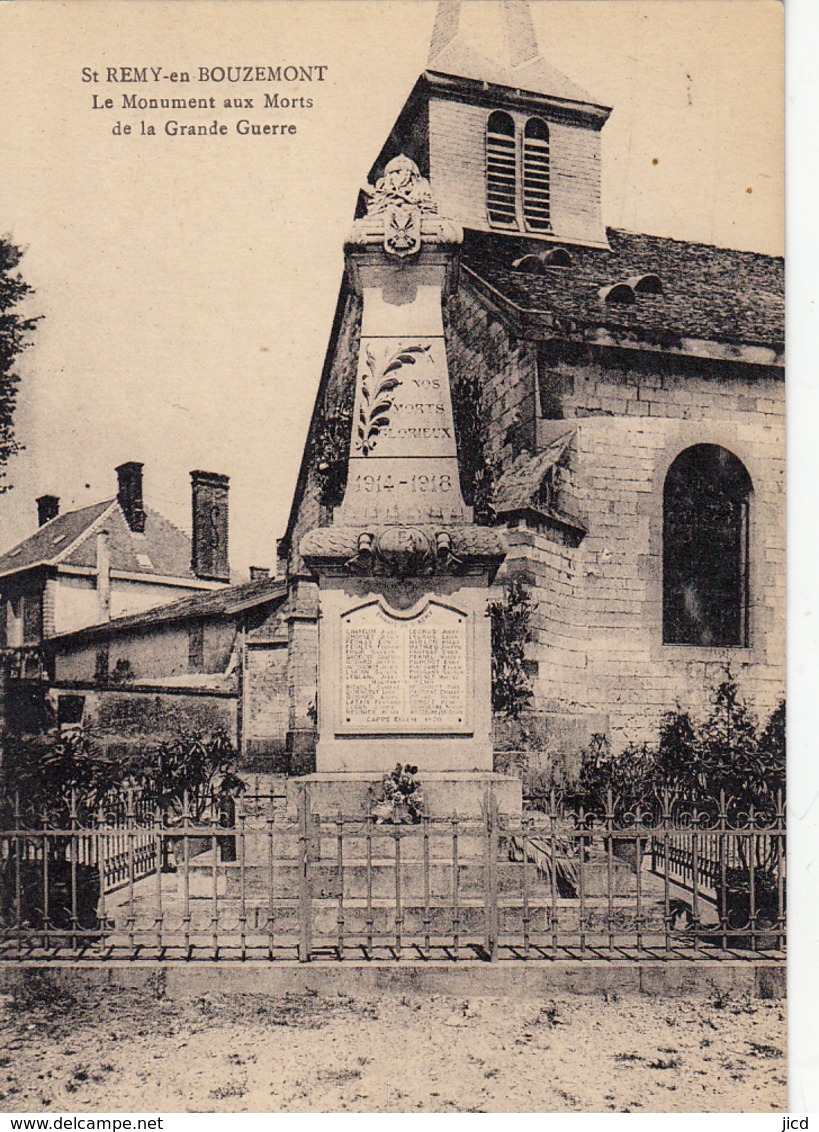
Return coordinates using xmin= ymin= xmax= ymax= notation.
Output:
xmin=0 ymin=1 xmax=784 ymax=574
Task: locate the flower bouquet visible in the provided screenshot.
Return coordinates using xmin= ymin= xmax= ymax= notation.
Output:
xmin=371 ymin=763 xmax=425 ymax=825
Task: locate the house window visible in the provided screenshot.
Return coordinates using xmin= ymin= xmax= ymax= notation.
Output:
xmin=486 ymin=111 xmax=517 ymax=227
xmin=663 ymin=444 xmax=751 ymax=647
xmin=7 ymin=596 xmax=23 ymax=648
xmin=22 ymin=592 xmax=42 ymax=644
xmin=189 ymin=622 xmax=205 ymax=673
xmin=522 ymin=117 xmax=551 ymax=231
xmin=57 ymin=694 xmax=85 ymax=729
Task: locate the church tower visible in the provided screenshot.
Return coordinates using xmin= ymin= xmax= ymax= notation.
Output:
xmin=369 ymin=0 xmax=612 ymax=247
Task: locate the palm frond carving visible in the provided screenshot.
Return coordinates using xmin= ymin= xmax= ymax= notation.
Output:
xmin=356 ymin=344 xmax=431 ymax=456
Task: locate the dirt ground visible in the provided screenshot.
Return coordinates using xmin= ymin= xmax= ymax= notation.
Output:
xmin=0 ymin=974 xmax=786 ymax=1113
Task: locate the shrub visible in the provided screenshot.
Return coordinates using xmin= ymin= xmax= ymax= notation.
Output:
xmin=654 ymin=676 xmax=785 ymax=822
xmin=489 ymin=578 xmax=536 ymax=718
xmin=573 ymin=733 xmax=659 ymax=821
xmin=128 ymin=730 xmax=245 ymax=823
xmin=572 ymin=674 xmax=785 ymax=826
xmin=0 ymin=728 xmax=121 ymax=824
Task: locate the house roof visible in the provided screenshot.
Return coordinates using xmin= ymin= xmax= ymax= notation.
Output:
xmin=46 ymin=576 xmax=287 ymax=646
xmin=0 ymin=500 xmax=115 ymax=579
xmin=0 ymin=498 xmax=200 ymax=582
xmin=462 ymin=228 xmax=785 ymax=350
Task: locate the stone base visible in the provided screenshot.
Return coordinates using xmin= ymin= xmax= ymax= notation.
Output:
xmin=286 ymin=771 xmax=522 ymax=820
xmin=493 ymin=710 xmax=610 ymax=788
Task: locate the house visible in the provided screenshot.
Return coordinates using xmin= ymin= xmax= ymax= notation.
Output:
xmin=274 ymin=0 xmax=785 ymax=773
xmin=41 ymin=572 xmax=288 ymax=764
xmin=0 ymin=462 xmax=232 ymax=733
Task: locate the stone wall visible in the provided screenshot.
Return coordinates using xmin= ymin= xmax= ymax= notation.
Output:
xmin=566 ymin=410 xmax=784 ymax=748
xmin=445 ymin=286 xmax=539 ymax=482
xmin=43 ymin=686 xmax=237 ymax=759
xmin=52 ymin=620 xmax=239 ymax=684
xmin=448 ymin=285 xmax=785 ymax=753
xmin=243 ymin=642 xmax=288 ymax=767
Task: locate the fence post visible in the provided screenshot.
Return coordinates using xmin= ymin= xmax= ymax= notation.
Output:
xmin=484 ymin=788 xmax=499 ymax=962
xmin=775 ymin=787 xmax=785 ymax=952
xmin=661 ymin=789 xmax=671 ymax=958
xmin=604 ymin=787 xmax=614 ymax=953
xmin=718 ymin=788 xmax=728 ymax=952
xmin=126 ymin=787 xmax=136 ymax=954
xmin=13 ymin=792 xmax=22 ymax=957
xmin=69 ymin=788 xmax=79 ymax=951
xmin=297 ymin=783 xmax=312 ymax=963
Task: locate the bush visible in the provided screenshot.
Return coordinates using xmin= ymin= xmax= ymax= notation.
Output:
xmin=489 ymin=578 xmax=535 ymax=719
xmin=573 ymin=674 xmax=785 ymax=825
xmin=0 ymin=730 xmax=114 ymax=933
xmin=0 ymin=728 xmax=121 ymax=825
xmin=573 ymin=733 xmax=659 ymax=821
xmin=654 ymin=677 xmax=785 ymax=822
xmin=127 ymin=729 xmax=245 ymax=823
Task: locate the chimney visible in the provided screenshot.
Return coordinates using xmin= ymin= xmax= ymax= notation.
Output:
xmin=96 ymin=529 xmax=111 ymax=623
xmin=249 ymin=566 xmax=269 ymax=581
xmin=190 ymin=470 xmax=230 ymax=581
xmin=36 ymin=495 xmax=60 ymax=527
xmin=116 ymin=462 xmax=145 ymax=533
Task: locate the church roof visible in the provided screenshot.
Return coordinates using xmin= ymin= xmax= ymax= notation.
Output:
xmin=0 ymin=498 xmax=200 ymax=582
xmin=493 ymin=431 xmax=574 ymax=515
xmin=462 ymin=228 xmax=785 ymax=350
xmin=427 ymin=1 xmax=602 ymax=108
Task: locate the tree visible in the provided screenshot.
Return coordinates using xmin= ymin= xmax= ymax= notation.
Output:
xmin=0 ymin=237 xmax=38 ymax=491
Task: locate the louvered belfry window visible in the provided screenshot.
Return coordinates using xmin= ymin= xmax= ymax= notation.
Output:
xmin=523 ymin=117 xmax=551 ymax=231
xmin=486 ymin=111 xmax=517 ymax=227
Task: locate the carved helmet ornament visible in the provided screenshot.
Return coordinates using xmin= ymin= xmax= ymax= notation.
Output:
xmin=363 ymin=154 xmax=438 ymax=259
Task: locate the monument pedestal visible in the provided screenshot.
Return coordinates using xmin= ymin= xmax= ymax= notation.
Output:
xmin=296 ymin=157 xmax=510 ymax=829
xmin=286 ymin=770 xmax=522 ymax=820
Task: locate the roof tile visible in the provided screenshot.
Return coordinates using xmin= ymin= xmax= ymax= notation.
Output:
xmin=48 ymin=576 xmax=287 ymax=645
xmin=0 ymin=500 xmax=113 ymax=578
xmin=462 ymin=228 xmax=784 ymax=348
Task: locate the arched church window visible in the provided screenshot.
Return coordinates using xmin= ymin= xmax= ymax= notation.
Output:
xmin=663 ymin=444 xmax=752 ymax=647
xmin=523 ymin=117 xmax=551 ymax=231
xmin=486 ymin=111 xmax=517 ymax=227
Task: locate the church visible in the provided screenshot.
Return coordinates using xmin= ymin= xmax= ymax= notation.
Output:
xmin=274 ymin=0 xmax=784 ymax=777
xmin=2 ymin=1 xmax=783 ymax=781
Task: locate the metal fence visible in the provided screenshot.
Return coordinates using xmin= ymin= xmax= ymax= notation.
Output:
xmin=0 ymin=786 xmax=785 ymax=963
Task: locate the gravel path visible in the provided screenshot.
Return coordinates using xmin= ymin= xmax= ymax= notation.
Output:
xmin=0 ymin=975 xmax=786 ymax=1113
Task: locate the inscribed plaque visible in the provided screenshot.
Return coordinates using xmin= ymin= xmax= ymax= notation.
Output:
xmin=339 ymin=600 xmax=470 ymax=734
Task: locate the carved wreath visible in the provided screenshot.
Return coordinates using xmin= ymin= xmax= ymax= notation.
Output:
xmin=356 ymin=344 xmax=431 ymax=456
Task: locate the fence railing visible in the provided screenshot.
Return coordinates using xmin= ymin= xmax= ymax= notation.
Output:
xmin=0 ymin=786 xmax=785 ymax=963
